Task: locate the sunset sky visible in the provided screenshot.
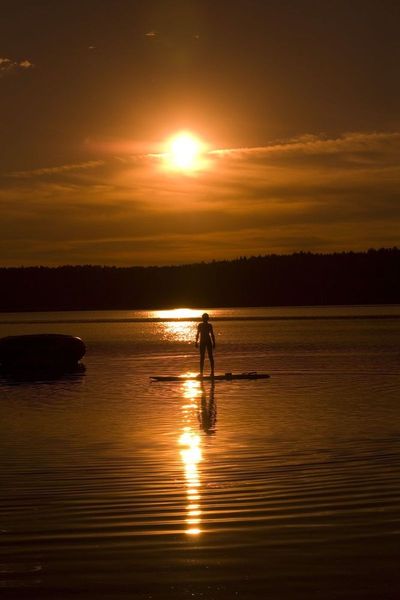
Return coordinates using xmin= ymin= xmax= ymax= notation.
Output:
xmin=1 ymin=0 xmax=399 ymax=266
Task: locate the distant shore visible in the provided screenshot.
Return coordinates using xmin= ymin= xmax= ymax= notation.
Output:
xmin=1 ymin=248 xmax=399 ymax=312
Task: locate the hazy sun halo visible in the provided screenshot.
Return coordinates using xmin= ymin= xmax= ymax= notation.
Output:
xmin=167 ymin=132 xmax=204 ymax=171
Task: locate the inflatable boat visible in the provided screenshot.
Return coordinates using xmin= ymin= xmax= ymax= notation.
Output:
xmin=0 ymin=334 xmax=86 ymax=369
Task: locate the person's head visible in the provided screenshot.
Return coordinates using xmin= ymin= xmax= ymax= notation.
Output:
xmin=202 ymin=312 xmax=209 ymax=322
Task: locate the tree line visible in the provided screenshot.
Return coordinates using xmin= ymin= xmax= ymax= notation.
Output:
xmin=0 ymin=248 xmax=399 ymax=312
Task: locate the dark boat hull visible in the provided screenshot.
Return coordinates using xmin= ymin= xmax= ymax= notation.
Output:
xmin=0 ymin=334 xmax=86 ymax=369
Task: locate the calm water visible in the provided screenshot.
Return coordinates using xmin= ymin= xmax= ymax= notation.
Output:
xmin=1 ymin=306 xmax=400 ymax=599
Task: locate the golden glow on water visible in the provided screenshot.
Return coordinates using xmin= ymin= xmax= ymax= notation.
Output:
xmin=179 ymin=379 xmax=203 ymax=536
xmin=153 ymin=309 xmax=201 ymax=342
xmin=183 ymin=379 xmax=201 ymax=395
xmin=155 ymin=308 xmax=201 ymax=319
xmin=162 ymin=321 xmax=195 ymax=342
xmin=186 ymin=528 xmax=201 ymax=536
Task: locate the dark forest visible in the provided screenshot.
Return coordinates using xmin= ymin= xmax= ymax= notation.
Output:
xmin=1 ymin=248 xmax=399 ymax=312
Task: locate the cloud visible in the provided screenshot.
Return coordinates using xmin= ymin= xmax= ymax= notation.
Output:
xmin=212 ymin=132 xmax=400 ymax=165
xmin=8 ymin=160 xmax=104 ymax=179
xmin=0 ymin=131 xmax=399 ymax=265
xmin=0 ymin=57 xmax=34 ymax=77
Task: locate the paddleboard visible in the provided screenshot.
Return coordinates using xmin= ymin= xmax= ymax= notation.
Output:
xmin=150 ymin=372 xmax=270 ymax=382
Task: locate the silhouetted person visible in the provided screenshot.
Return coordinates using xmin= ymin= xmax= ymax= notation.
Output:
xmin=195 ymin=313 xmax=216 ymax=377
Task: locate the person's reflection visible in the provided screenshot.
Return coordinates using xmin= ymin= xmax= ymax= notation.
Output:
xmin=198 ymin=382 xmax=216 ymax=435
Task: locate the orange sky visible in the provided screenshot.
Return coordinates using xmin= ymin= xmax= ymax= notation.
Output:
xmin=0 ymin=1 xmax=399 ymax=266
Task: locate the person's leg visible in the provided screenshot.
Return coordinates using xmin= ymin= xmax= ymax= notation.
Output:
xmin=199 ymin=344 xmax=206 ymax=376
xmin=207 ymin=341 xmax=214 ymax=376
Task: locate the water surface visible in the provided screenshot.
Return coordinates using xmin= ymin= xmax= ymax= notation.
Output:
xmin=1 ymin=306 xmax=400 ymax=599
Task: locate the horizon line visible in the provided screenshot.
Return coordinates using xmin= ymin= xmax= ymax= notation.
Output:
xmin=0 ymin=246 xmax=398 ymax=270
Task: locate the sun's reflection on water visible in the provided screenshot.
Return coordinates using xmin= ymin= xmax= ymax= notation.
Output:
xmin=162 ymin=320 xmax=194 ymax=342
xmin=179 ymin=377 xmax=203 ymax=535
xmin=155 ymin=308 xmax=201 ymax=320
xmin=153 ymin=308 xmax=201 ymax=342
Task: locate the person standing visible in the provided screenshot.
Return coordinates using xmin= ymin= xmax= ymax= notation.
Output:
xmin=195 ymin=313 xmax=216 ymax=377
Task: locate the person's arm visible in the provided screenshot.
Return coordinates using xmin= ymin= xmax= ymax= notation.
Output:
xmin=195 ymin=324 xmax=200 ymax=347
xmin=210 ymin=324 xmax=216 ymax=348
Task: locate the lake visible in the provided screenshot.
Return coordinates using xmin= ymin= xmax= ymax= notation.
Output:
xmin=1 ymin=305 xmax=400 ymax=599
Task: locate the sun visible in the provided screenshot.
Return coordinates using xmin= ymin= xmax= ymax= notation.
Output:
xmin=166 ymin=132 xmax=205 ymax=172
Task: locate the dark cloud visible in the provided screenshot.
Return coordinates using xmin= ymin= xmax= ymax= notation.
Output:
xmin=0 ymin=57 xmax=33 ymax=77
